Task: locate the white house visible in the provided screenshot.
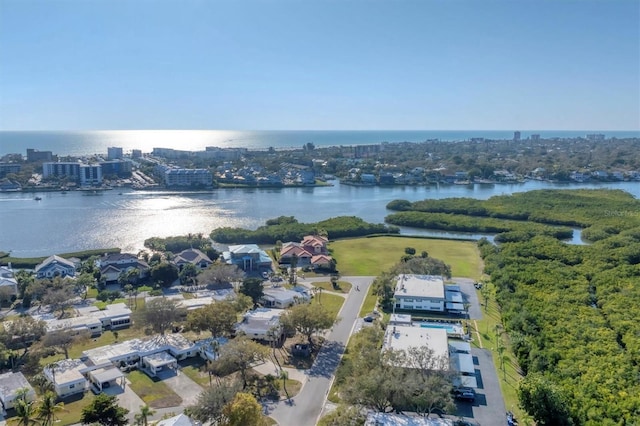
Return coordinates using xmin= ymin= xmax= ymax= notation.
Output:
xmin=81 ymin=334 xmax=198 ymax=379
xmin=236 ymin=308 xmax=285 ymax=341
xmin=0 ymin=266 xmax=18 ymax=298
xmin=156 ymin=414 xmax=199 ymax=426
xmin=43 ymin=359 xmax=88 ymax=397
xmin=261 ymin=287 xmax=309 ymax=309
xmin=35 ymin=255 xmax=76 ymax=279
xmin=45 ymin=303 xmax=132 ymax=336
xmin=0 ymin=371 xmax=36 ymax=410
xmin=394 ymin=274 xmax=445 ymax=312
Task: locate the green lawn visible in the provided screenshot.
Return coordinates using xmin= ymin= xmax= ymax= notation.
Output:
xmin=312 ymin=280 xmax=352 ymax=293
xmin=315 ymin=292 xmax=345 ymax=321
xmin=127 ymin=370 xmax=182 ymax=408
xmin=358 ymin=288 xmax=378 ymax=317
xmin=330 ymin=236 xmax=482 ymax=279
xmin=180 ymin=357 xmax=212 ymax=387
xmin=56 ymin=392 xmax=96 ymax=425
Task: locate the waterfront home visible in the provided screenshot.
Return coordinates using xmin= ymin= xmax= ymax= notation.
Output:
xmin=301 ymin=235 xmax=329 ymax=254
xmin=0 ymin=266 xmax=18 ymax=298
xmin=0 ymin=371 xmax=36 ymax=410
xmin=394 ymin=274 xmax=446 ymax=313
xmin=261 ymin=286 xmax=310 ymax=309
xmin=279 ymin=243 xmax=313 ymax=266
xmin=236 ymin=308 xmax=285 ymax=342
xmin=35 ymin=255 xmax=76 ymax=279
xmin=97 ymin=253 xmax=149 ymax=283
xmin=173 ymin=248 xmax=213 ymax=270
xmin=223 ymin=244 xmax=272 ymax=272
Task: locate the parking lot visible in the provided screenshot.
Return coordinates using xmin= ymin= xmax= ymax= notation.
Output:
xmin=452 ymin=349 xmax=507 ymax=425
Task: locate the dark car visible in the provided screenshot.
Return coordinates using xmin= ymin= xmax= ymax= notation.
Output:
xmin=363 ymin=315 xmax=375 ymax=323
xmin=453 ymin=387 xmax=476 ymax=402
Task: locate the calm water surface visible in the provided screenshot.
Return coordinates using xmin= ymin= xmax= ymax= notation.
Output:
xmin=2 ymin=180 xmax=638 ymax=257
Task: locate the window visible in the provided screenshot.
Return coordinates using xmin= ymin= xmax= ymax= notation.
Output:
xmin=69 ymin=384 xmax=75 ymax=389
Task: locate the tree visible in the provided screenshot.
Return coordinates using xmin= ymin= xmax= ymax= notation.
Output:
xmin=0 ymin=286 xmax=15 ymax=305
xmin=14 ymin=388 xmax=38 ymax=426
xmin=0 ymin=316 xmax=47 ymax=367
xmin=197 ymin=264 xmax=245 ymax=288
xmin=221 ymin=392 xmax=266 ymax=426
xmin=41 ymin=329 xmax=89 ymax=359
xmin=318 ymin=405 xmax=366 ymax=426
xmin=239 ymin=278 xmax=264 ymax=304
xmin=42 ymin=287 xmax=75 ymax=319
xmin=134 ymin=298 xmax=185 ymax=335
xmin=150 ymin=263 xmax=179 ymax=288
xmin=281 ymin=303 xmax=335 ymax=346
xmin=210 ymin=336 xmax=269 ymax=388
xmin=404 ymin=247 xmax=416 ymax=255
xmin=81 ymin=393 xmax=129 ymax=426
xmin=188 ymin=301 xmax=237 ymax=338
xmin=179 ymin=263 xmax=198 ymax=285
xmin=518 ymin=374 xmax=573 ymax=426
xmin=134 ymin=405 xmax=155 ymax=426
xmin=288 ymin=254 xmax=298 ymax=285
xmin=185 ymin=378 xmax=242 ymax=424
xmin=35 ymin=391 xmax=64 ymax=426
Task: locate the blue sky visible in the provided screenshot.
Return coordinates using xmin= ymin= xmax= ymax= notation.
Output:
xmin=0 ymin=0 xmax=638 ymax=131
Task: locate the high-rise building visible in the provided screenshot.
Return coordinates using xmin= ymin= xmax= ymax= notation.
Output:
xmin=26 ymin=149 xmax=53 ymax=162
xmin=531 ymin=134 xmax=541 ymax=141
xmin=131 ymin=149 xmax=142 ymax=159
xmin=107 ymin=147 xmax=124 ymax=160
xmin=513 ymin=131 xmax=521 ymax=141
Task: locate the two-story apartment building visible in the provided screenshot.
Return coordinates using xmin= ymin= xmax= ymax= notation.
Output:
xmin=394 ymin=274 xmax=445 ymax=312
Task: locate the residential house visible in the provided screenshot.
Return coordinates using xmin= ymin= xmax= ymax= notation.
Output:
xmin=236 ymin=308 xmax=285 ymax=341
xmin=43 ymin=359 xmax=88 ymax=397
xmin=81 ymin=334 xmax=198 ymax=379
xmin=261 ymin=287 xmax=310 ymax=309
xmin=223 ymin=244 xmax=272 ymax=272
xmin=97 ymin=253 xmax=149 ymax=283
xmin=279 ymin=243 xmax=312 ymax=266
xmin=44 ymin=303 xmax=132 ymax=336
xmin=444 ymin=284 xmax=465 ymax=314
xmin=0 ymin=372 xmax=36 ymax=410
xmin=156 ymin=414 xmax=199 ymax=426
xmin=301 ymin=235 xmax=328 ymax=255
xmin=35 ymin=255 xmax=76 ymax=279
xmin=173 ymin=248 xmax=213 ymax=270
xmin=394 ymin=274 xmax=445 ymax=312
xmin=0 ymin=266 xmax=18 ymax=298
xmin=311 ymin=254 xmax=333 ymax=269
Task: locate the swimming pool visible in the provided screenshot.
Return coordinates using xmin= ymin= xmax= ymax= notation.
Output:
xmin=419 ymin=322 xmax=463 ymax=335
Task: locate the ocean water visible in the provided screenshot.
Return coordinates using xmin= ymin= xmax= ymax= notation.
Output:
xmin=1 ymin=130 xmax=638 ymax=157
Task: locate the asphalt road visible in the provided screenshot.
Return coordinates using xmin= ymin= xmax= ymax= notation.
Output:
xmin=266 ymin=276 xmax=375 ymax=426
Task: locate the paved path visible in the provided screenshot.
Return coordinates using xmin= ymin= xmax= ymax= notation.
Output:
xmin=162 ymin=369 xmax=204 ymax=407
xmin=265 ymin=276 xmax=375 ymax=426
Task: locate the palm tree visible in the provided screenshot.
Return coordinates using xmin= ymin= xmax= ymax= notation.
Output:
xmin=14 ymin=388 xmax=38 ymax=426
xmin=134 ymin=405 xmax=155 ymax=426
xmin=280 ymin=369 xmax=289 ymax=400
xmin=35 ymin=391 xmax=65 ymax=426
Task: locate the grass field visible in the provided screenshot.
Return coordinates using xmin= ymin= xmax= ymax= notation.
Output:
xmin=312 ymin=280 xmax=352 ymax=293
xmin=330 ymin=236 xmax=482 ymax=279
xmin=315 ymin=292 xmax=346 ymax=321
xmin=127 ymin=370 xmax=182 ymax=408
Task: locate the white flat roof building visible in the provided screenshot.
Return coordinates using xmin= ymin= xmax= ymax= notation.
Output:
xmin=236 ymin=308 xmax=285 ymax=341
xmin=394 ymin=275 xmax=446 ymax=312
xmin=366 ymin=413 xmax=453 ymax=426
xmin=383 ymin=325 xmax=450 ymax=367
xmin=44 ymin=359 xmax=88 ymax=398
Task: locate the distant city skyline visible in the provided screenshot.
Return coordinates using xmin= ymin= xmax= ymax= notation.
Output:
xmin=0 ymin=0 xmax=638 ymax=131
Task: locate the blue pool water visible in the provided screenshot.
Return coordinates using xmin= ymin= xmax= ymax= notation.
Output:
xmin=420 ymin=323 xmax=459 ymax=333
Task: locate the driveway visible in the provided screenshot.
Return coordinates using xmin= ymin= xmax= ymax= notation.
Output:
xmin=451 ymin=277 xmax=482 ymax=320
xmin=265 ymin=276 xmax=375 ymax=426
xmin=104 ymin=377 xmax=146 ymax=423
xmin=159 ymin=368 xmax=204 ymax=407
xmin=451 ymin=349 xmax=507 ymax=425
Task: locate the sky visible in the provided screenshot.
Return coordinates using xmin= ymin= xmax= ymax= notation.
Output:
xmin=0 ymin=0 xmax=638 ymax=131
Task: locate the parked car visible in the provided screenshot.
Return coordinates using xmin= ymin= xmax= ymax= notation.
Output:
xmin=453 ymin=387 xmax=476 ymax=402
xmin=363 ymin=315 xmax=375 ymax=323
